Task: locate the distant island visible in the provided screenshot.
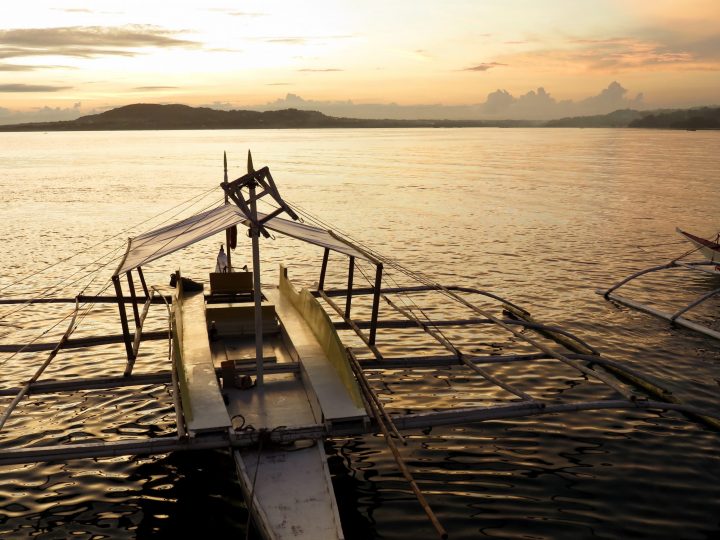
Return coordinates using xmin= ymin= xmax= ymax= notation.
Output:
xmin=547 ymin=106 xmax=720 ymax=129
xmin=0 ymin=103 xmax=718 ymax=132
xmin=0 ymin=104 xmax=513 ymax=131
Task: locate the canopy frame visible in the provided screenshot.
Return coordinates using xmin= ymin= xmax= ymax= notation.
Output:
xmin=112 ymin=265 xmax=157 ymax=375
xmin=110 ymin=155 xmax=383 ymax=366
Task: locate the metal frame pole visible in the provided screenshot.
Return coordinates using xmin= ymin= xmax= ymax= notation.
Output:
xmin=136 ymin=266 xmax=150 ymax=297
xmin=112 ymin=275 xmax=135 ymax=364
xmin=223 ymin=152 xmax=233 ymax=271
xmin=345 ymin=256 xmax=355 ymax=319
xmin=318 ymin=248 xmax=330 ymax=291
xmin=369 ymin=263 xmax=383 ymax=345
xmin=125 ymin=271 xmax=141 ymax=327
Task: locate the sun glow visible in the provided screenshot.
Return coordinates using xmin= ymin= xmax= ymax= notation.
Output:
xmin=1 ymin=1 xmax=719 ymax=122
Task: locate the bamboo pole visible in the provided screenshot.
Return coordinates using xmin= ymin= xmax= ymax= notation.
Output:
xmin=347 ymin=348 xmax=404 ymax=442
xmin=0 ymin=295 xmax=170 ymax=305
xmin=0 ymin=284 xmax=497 ymax=305
xmin=354 ymin=355 xmax=448 ymax=539
xmin=0 ymin=330 xmax=168 ymax=353
xmin=151 ymin=285 xmax=186 ymax=438
xmin=600 ymin=262 xmax=675 ymax=298
xmin=670 ymin=286 xmax=720 ymax=321
xmin=603 ymin=291 xmax=720 ymax=341
xmin=383 ymin=296 xmax=538 ymax=403
xmin=136 ymin=266 xmax=150 ymax=297
xmin=506 ymin=307 xmax=720 ymax=431
xmin=439 ymin=287 xmax=636 ymax=400
xmin=0 ymin=300 xmax=79 ymax=432
xmin=0 ymin=372 xmax=171 ymax=396
xmin=2 ymin=399 xmax=720 ymax=465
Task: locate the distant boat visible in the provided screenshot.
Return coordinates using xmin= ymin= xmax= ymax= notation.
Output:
xmin=676 ymin=227 xmax=720 ymax=264
xmin=598 ymin=227 xmax=720 ymax=341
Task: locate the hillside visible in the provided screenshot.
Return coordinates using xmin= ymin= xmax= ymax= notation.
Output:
xmin=1 ymin=103 xmax=718 ymax=131
xmin=545 ymin=107 xmax=720 ymax=129
xmin=0 ymin=103 xmax=497 ymax=131
xmin=544 ymin=109 xmax=645 ymax=127
xmin=628 ymin=107 xmax=720 ymax=129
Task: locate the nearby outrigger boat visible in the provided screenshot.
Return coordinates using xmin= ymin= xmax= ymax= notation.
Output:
xmin=2 ymin=154 xmax=720 ymax=539
xmin=598 ymin=228 xmax=720 ymax=341
xmin=676 ymin=227 xmax=720 ymax=268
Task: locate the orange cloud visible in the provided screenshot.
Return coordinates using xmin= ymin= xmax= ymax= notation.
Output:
xmin=502 ymin=35 xmax=720 ymax=73
xmin=463 ymin=62 xmax=507 ymax=72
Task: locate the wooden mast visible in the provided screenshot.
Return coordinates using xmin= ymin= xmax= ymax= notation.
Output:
xmin=220 ymin=150 xmax=300 ymax=387
xmin=223 ymin=152 xmax=232 ymax=271
xmin=247 ymin=152 xmax=264 ymax=386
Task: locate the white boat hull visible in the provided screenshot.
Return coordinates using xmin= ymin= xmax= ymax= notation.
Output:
xmin=677 ymin=227 xmax=720 ymax=266
xmin=234 ymin=444 xmax=344 ymax=540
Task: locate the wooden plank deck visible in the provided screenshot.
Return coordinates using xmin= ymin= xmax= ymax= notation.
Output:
xmin=219 ymin=337 xmax=344 ymax=539
xmin=176 ymin=291 xmax=232 ymax=435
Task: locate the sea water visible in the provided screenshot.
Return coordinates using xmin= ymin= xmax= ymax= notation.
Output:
xmin=0 ymin=128 xmax=719 ymax=538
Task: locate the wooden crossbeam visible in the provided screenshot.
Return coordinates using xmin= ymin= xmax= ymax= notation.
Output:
xmin=2 ymin=399 xmax=718 ymax=465
xmin=0 ymin=372 xmax=172 ymax=396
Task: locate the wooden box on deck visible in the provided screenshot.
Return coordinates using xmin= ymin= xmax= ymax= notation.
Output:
xmin=209 ymin=272 xmax=253 ymax=294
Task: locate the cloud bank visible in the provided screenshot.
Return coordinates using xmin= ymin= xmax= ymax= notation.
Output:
xmin=256 ymin=82 xmax=646 ymax=120
xmin=0 ymin=82 xmax=647 ymax=125
xmin=0 ymin=101 xmax=87 ymax=124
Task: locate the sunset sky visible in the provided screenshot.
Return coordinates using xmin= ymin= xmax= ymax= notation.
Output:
xmin=1 ymin=0 xmax=719 ymax=123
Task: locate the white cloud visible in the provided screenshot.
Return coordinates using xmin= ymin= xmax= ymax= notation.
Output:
xmin=0 ymin=102 xmax=86 ymax=124
xmin=253 ymin=82 xmax=646 ymax=120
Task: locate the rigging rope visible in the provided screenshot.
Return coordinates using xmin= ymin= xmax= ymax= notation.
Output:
xmin=0 ymin=195 xmax=224 ymax=324
xmin=264 ymin=195 xmax=637 ymax=399
xmin=0 ymin=190 xmax=223 ymax=366
xmin=0 ymin=184 xmax=220 ymax=295
xmin=0 ymin=243 xmax=127 ymax=323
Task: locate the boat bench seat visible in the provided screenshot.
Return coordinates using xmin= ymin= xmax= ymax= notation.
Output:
xmin=176 ymin=291 xmax=232 ymax=436
xmin=205 ymin=302 xmax=279 ymax=336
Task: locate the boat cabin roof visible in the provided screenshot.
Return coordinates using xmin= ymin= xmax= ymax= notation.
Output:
xmin=113 ymin=203 xmax=376 ymax=276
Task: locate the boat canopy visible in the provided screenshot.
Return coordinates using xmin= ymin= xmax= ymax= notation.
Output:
xmin=113 ymin=203 xmax=375 ymax=276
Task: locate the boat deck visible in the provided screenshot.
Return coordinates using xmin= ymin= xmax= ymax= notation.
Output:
xmin=204 ymin=284 xmax=351 ymax=540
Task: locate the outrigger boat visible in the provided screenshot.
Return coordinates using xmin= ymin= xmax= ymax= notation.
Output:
xmin=2 ymin=154 xmax=720 ymax=539
xmin=676 ymin=228 xmax=720 ymax=268
xmin=598 ymin=228 xmax=720 ymax=341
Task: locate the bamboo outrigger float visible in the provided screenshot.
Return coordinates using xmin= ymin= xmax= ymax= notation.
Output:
xmin=597 ymin=228 xmax=720 ymax=341
xmin=2 ymin=154 xmax=720 ymax=539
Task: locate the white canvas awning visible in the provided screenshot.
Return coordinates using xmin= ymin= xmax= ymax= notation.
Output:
xmin=113 ymin=203 xmax=374 ymax=276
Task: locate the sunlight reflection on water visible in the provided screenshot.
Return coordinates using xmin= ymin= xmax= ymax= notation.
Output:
xmin=1 ymin=128 xmax=719 ymax=538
